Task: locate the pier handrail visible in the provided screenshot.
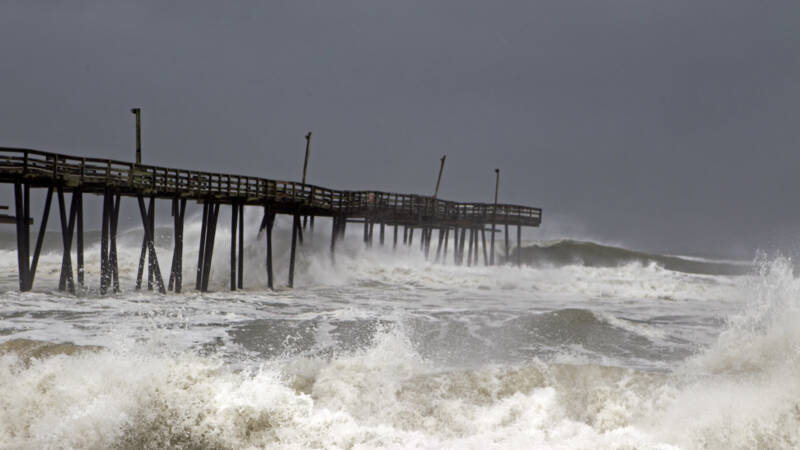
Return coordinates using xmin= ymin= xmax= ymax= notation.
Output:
xmin=0 ymin=147 xmax=541 ymax=226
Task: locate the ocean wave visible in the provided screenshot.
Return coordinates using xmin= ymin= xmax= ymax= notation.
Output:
xmin=511 ymin=240 xmax=752 ymax=276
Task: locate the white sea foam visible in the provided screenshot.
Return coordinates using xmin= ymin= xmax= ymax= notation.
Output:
xmin=1 ymin=214 xmax=797 ymax=448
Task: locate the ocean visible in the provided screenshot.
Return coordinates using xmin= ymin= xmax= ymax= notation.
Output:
xmin=0 ymin=214 xmax=797 ymax=449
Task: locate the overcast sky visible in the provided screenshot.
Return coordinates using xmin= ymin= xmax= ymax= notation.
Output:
xmin=1 ymin=1 xmax=799 ymax=258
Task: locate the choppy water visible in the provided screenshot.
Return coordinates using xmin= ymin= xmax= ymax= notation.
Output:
xmin=0 ymin=215 xmax=798 ymax=449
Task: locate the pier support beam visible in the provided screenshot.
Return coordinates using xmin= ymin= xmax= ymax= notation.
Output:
xmin=168 ymin=198 xmax=186 ymax=293
xmin=229 ymin=202 xmax=245 ymax=290
xmin=288 ymin=214 xmax=300 ymax=288
xmin=57 ymin=187 xmax=78 ymax=293
xmin=517 ymin=225 xmax=522 ymax=267
xmin=76 ymin=190 xmax=84 ymax=287
xmin=459 ymin=227 xmax=467 ymax=265
xmin=467 ymin=228 xmax=475 ymax=267
xmin=230 ymin=202 xmax=239 ymax=291
xmin=504 ymin=223 xmax=510 ymax=262
xmin=99 ymin=190 xmax=120 ymax=294
xmin=196 ymin=202 xmax=209 ymax=291
xmin=14 ymin=183 xmax=52 ymax=292
xmin=238 ymin=204 xmax=244 ymax=289
xmin=435 ymin=227 xmax=445 ymax=262
xmin=442 ymin=227 xmax=449 ymax=262
xmin=481 ymin=228 xmax=488 ymax=266
xmin=14 ymin=183 xmax=29 ymax=292
xmin=136 ymin=195 xmax=166 ymax=294
xmin=196 ymin=201 xmax=219 ymax=292
xmin=259 ymin=206 xmax=276 ymax=289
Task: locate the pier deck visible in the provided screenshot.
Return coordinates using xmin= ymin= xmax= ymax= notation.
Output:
xmin=0 ymin=147 xmax=542 ymax=293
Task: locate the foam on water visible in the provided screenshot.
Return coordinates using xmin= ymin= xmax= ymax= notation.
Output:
xmin=2 ymin=217 xmax=798 ymax=448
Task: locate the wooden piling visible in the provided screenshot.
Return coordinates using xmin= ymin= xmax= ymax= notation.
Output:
xmin=517 ymin=225 xmax=522 ymax=267
xmin=238 ymin=203 xmax=244 ymax=289
xmin=100 ymin=189 xmax=111 ymax=293
xmin=57 ymin=187 xmax=77 ymax=293
xmin=481 ymin=228 xmax=488 ymax=266
xmin=288 ymin=214 xmax=300 ymax=288
xmin=200 ymin=202 xmax=219 ymax=292
xmin=76 ymin=190 xmax=84 ymax=287
xmin=263 ymin=206 xmax=275 ymax=290
xmin=467 ymin=228 xmax=475 ymax=267
xmin=137 ymin=194 xmax=166 ymax=294
xmin=168 ymin=197 xmax=186 ymax=293
xmin=196 ymin=202 xmax=209 ymax=291
xmin=26 ymin=185 xmax=52 ymax=291
xmin=110 ymin=194 xmax=121 ymax=292
xmin=504 ymin=223 xmax=510 ymax=262
xmin=458 ymin=227 xmax=467 ymax=265
xmin=231 ymin=202 xmax=238 ymax=291
xmin=13 ymin=182 xmax=28 ymax=291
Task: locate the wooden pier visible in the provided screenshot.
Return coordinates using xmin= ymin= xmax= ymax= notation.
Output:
xmin=0 ymin=147 xmax=542 ymax=293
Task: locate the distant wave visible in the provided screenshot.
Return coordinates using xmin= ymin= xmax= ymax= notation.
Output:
xmin=511 ymin=240 xmax=751 ymax=276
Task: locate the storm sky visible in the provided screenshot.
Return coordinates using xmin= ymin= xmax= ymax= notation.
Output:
xmin=1 ymin=1 xmax=799 ymax=258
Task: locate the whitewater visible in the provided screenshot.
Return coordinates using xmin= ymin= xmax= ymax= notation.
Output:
xmin=0 ymin=213 xmax=798 ymax=449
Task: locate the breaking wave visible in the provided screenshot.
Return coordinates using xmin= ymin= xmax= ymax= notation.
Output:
xmin=0 ymin=255 xmax=798 ymax=449
xmin=512 ymin=240 xmax=751 ymax=276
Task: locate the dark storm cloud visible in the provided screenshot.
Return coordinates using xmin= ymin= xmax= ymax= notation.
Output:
xmin=1 ymin=0 xmax=799 ymax=257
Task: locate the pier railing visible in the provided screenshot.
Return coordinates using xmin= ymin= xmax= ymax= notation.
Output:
xmin=0 ymin=147 xmax=541 ymax=226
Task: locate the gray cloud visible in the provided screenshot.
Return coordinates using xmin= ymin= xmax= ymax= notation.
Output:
xmin=1 ymin=0 xmax=799 ymax=258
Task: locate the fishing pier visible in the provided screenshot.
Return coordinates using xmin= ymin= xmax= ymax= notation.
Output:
xmin=0 ymin=147 xmax=542 ymax=294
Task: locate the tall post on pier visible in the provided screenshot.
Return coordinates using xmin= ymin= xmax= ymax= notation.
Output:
xmin=490 ymin=169 xmax=499 ymax=265
xmin=131 ymin=108 xmax=141 ymax=165
xmin=517 ymin=225 xmax=522 ymax=267
xmin=433 ymin=155 xmax=446 ymax=199
xmin=302 ymin=132 xmax=311 ymax=230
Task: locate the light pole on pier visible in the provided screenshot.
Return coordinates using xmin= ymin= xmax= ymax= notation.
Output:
xmin=131 ymin=108 xmax=141 ymax=165
xmin=433 ymin=155 xmax=446 ymax=199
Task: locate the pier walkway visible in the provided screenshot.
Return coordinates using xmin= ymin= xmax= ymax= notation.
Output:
xmin=0 ymin=147 xmax=542 ymax=294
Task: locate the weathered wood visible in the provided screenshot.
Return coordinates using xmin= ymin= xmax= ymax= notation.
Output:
xmin=288 ymin=214 xmax=300 ymax=288
xmin=467 ymin=228 xmax=475 ymax=267
xmin=136 ymin=197 xmax=155 ymax=290
xmin=238 ymin=203 xmax=244 ymax=289
xmin=76 ymin=190 xmax=83 ymax=286
xmin=168 ymin=197 xmax=186 ymax=293
xmin=200 ymin=202 xmax=220 ymax=293
xmin=110 ymin=194 xmax=121 ymax=292
xmin=0 ymin=147 xmax=544 ymax=293
xmin=100 ymin=190 xmax=111 ymax=293
xmin=435 ymin=227 xmax=445 ymax=262
xmin=231 ymin=201 xmax=238 ymax=291
xmin=481 ymin=228 xmax=488 ymax=266
xmin=57 ymin=187 xmax=77 ymax=293
xmin=504 ymin=223 xmax=510 ymax=262
xmin=262 ymin=206 xmax=275 ymax=290
xmin=517 ymin=225 xmax=522 ymax=267
xmin=14 ymin=183 xmax=28 ymax=291
xmin=196 ymin=202 xmax=209 ymax=291
xmin=26 ymin=185 xmax=53 ymax=291
xmin=458 ymin=227 xmax=467 ymax=266
xmin=442 ymin=227 xmax=450 ymax=262
xmin=137 ymin=194 xmax=166 ymax=294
